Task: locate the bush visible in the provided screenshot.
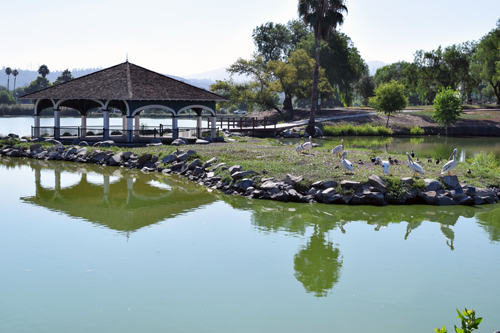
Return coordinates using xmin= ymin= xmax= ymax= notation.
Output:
xmin=322 ymin=123 xmax=393 ymax=136
xmin=409 ymin=126 xmax=425 ymax=135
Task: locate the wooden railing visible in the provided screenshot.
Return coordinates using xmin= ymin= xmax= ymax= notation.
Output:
xmin=214 ymin=117 xmax=278 ymax=130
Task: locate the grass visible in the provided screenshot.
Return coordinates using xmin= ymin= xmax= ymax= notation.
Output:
xmin=3 ymin=136 xmax=499 ymax=189
xmin=406 ymin=109 xmax=495 ymax=121
xmin=322 ymin=123 xmax=393 ymax=136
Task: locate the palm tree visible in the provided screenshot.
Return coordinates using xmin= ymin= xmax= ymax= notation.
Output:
xmin=38 ymin=64 xmax=50 ymax=78
xmin=12 ymin=69 xmax=19 ymax=100
xmin=5 ymin=67 xmax=12 ymax=91
xmin=298 ymin=0 xmax=347 ymax=136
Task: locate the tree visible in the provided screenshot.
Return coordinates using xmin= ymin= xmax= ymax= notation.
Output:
xmin=355 ymin=72 xmax=375 ymax=106
xmin=0 ymin=90 xmax=15 ymax=105
xmin=38 ymin=64 xmax=50 ymax=78
xmin=53 ymin=69 xmax=74 ymax=85
xmin=432 ymin=87 xmax=463 ymax=136
xmin=12 ymin=69 xmax=19 ymax=95
xmin=24 ymin=76 xmax=51 ymax=94
xmin=5 ymin=67 xmax=12 ymax=91
xmin=298 ymin=0 xmax=348 ymax=136
xmin=474 ymin=19 xmax=500 ymax=104
xmin=369 ymin=80 xmax=408 ymax=127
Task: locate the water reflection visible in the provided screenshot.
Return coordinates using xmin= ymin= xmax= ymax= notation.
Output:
xmin=0 ymin=157 xmax=216 ymax=234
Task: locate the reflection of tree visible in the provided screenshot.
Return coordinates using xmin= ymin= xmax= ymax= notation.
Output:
xmin=440 ymin=224 xmax=455 ymax=250
xmin=293 ymin=225 xmax=343 ymax=297
xmin=475 ymin=205 xmax=500 ymax=242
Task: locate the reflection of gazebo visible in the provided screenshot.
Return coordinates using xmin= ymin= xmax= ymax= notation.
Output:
xmin=20 ymin=61 xmax=229 ymax=142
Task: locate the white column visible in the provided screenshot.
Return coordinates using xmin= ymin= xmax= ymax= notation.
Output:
xmin=103 ymin=109 xmax=110 ymax=140
xmin=81 ymin=115 xmax=87 ymax=138
xmin=134 ymin=114 xmax=140 ymax=137
xmin=127 ymin=117 xmax=134 ymax=142
xmin=122 ymin=115 xmax=127 ymax=137
xmin=54 ymin=109 xmax=60 ymax=139
xmin=34 ymin=115 xmax=41 ymax=137
xmin=210 ymin=116 xmax=217 ymax=138
xmin=196 ymin=115 xmax=202 ymax=138
xmin=172 ymin=116 xmax=178 ymax=139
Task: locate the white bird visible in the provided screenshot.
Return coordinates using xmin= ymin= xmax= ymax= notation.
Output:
xmin=376 ymin=157 xmax=390 ymax=175
xmin=406 ymin=152 xmax=424 ymax=177
xmin=332 ymin=139 xmax=344 ymax=159
xmin=295 ymin=143 xmax=304 ymax=154
xmin=341 ymin=151 xmax=354 ymax=173
xmin=441 ymin=148 xmax=458 ymax=176
xmin=302 ymin=136 xmax=313 ymax=153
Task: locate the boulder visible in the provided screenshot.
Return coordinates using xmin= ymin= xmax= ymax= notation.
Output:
xmin=202 ymin=137 xmax=215 ymax=143
xmin=195 ymin=139 xmax=210 ymax=145
xmin=176 ymin=153 xmax=189 ymax=162
xmin=95 ymin=140 xmax=116 ymax=148
xmin=171 ymin=162 xmax=184 ymax=171
xmin=45 ymin=139 xmax=62 ymax=145
xmin=161 ymin=154 xmax=177 ymax=164
xmin=90 ymin=152 xmax=107 ymax=163
xmin=122 ymin=151 xmax=133 ymax=160
xmin=473 ymin=196 xmax=485 ymax=205
xmin=79 ymin=141 xmax=89 ymax=146
xmin=239 ymin=179 xmax=254 ymax=190
xmin=137 ymin=154 xmax=152 ymax=165
xmin=457 ymin=196 xmax=474 ymax=205
xmin=188 ymin=158 xmax=202 ymax=170
xmin=438 ymin=196 xmax=455 ymax=205
xmin=401 ymin=177 xmax=414 ymax=185
xmin=150 ymin=138 xmax=162 ymax=144
xmin=418 ymin=191 xmax=439 ymax=205
xmin=108 ymin=153 xmax=122 ymax=166
xmin=228 ymin=165 xmax=242 ymax=175
xmin=214 ymin=136 xmax=225 ymax=142
xmin=439 ymin=175 xmax=460 ymax=188
xmin=340 ymin=180 xmax=361 ymax=190
xmin=232 ymin=171 xmax=256 ymax=180
xmin=424 ymin=179 xmax=442 ymax=192
xmin=30 ymin=144 xmax=42 ymax=151
xmin=364 ymin=192 xmax=386 ymax=206
xmin=285 ymin=174 xmax=303 ymax=186
xmin=171 ymin=139 xmax=187 ymax=146
xmin=368 ymin=175 xmax=387 ymax=190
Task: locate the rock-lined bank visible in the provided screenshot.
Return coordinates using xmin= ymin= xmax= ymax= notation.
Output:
xmin=1 ymin=139 xmax=499 ymax=206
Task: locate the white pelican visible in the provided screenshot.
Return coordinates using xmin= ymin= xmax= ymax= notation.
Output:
xmin=332 ymin=139 xmax=344 ymax=159
xmin=406 ymin=152 xmax=424 ymax=177
xmin=295 ymin=143 xmax=304 ymax=154
xmin=376 ymin=157 xmax=390 ymax=175
xmin=441 ymin=148 xmax=458 ymax=176
xmin=341 ymin=151 xmax=354 ymax=173
xmin=302 ymin=136 xmax=313 ymax=153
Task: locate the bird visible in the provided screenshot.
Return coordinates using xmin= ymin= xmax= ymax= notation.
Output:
xmin=332 ymin=139 xmax=344 ymax=159
xmin=376 ymin=157 xmax=390 ymax=175
xmin=295 ymin=143 xmax=304 ymax=154
xmin=370 ymin=157 xmax=376 ymax=163
xmin=435 ymin=158 xmax=440 ymax=165
xmin=302 ymin=136 xmax=313 ymax=154
xmin=407 ymin=152 xmax=425 ymax=177
xmin=467 ymin=169 xmax=471 ymax=174
xmin=358 ymin=160 xmax=364 ymax=165
xmin=394 ymin=158 xmax=399 ymax=164
xmin=411 ymin=150 xmax=415 ymax=158
xmin=441 ymin=148 xmax=458 ymax=176
xmin=427 ymin=157 xmax=432 ymax=163
xmin=341 ymin=151 xmax=354 ymax=173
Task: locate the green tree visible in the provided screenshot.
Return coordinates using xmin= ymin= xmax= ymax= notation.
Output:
xmin=355 ymin=72 xmax=375 ymax=106
xmin=38 ymin=64 xmax=50 ymax=78
xmin=24 ymin=76 xmax=51 ymax=94
xmin=474 ymin=19 xmax=500 ymax=104
xmin=432 ymin=87 xmax=463 ymax=136
xmin=5 ymin=67 xmax=12 ymax=91
xmin=12 ymin=69 xmax=19 ymax=95
xmin=0 ymin=90 xmax=15 ymax=104
xmin=53 ymin=69 xmax=74 ymax=85
xmin=369 ymin=80 xmax=408 ymax=127
xmin=298 ymin=0 xmax=348 ymax=136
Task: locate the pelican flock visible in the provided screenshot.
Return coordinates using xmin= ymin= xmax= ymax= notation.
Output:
xmin=332 ymin=139 xmax=344 ymax=159
xmin=376 ymin=157 xmax=390 ymax=175
xmin=441 ymin=148 xmax=458 ymax=176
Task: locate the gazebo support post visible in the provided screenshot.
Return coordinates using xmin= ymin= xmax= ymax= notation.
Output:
xmin=103 ymin=109 xmax=110 ymax=140
xmin=54 ymin=109 xmax=60 ymax=139
xmin=34 ymin=115 xmax=40 ymax=138
xmin=81 ymin=114 xmax=87 ymax=139
xmin=210 ymin=116 xmax=216 ymax=138
xmin=122 ymin=115 xmax=127 ymax=138
xmin=126 ymin=117 xmax=134 ymax=142
xmin=134 ymin=114 xmax=140 ymax=138
xmin=172 ymin=116 xmax=178 ymax=139
xmin=196 ymin=115 xmax=202 ymax=138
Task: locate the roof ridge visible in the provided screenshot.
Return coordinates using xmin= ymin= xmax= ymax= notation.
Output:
xmin=126 ymin=62 xmax=133 ymax=99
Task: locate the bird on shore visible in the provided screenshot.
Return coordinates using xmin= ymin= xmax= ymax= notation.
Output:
xmin=341 ymin=151 xmax=354 ymax=173
xmin=394 ymin=158 xmax=399 ymax=164
xmin=376 ymin=157 xmax=390 ymax=175
xmin=467 ymin=169 xmax=471 ymax=174
xmin=388 ymin=156 xmax=393 ymax=164
xmin=295 ymin=143 xmax=304 ymax=154
xmin=441 ymin=148 xmax=458 ymax=176
xmin=407 ymin=152 xmax=425 ymax=177
xmin=427 ymin=157 xmax=432 ymax=163
xmin=370 ymin=157 xmax=376 ymax=163
xmin=435 ymin=158 xmax=440 ymax=165
xmin=332 ymin=139 xmax=344 ymax=160
xmin=302 ymin=136 xmax=313 ymax=154
xmin=358 ymin=160 xmax=364 ymax=165
xmin=411 ymin=150 xmax=415 ymax=158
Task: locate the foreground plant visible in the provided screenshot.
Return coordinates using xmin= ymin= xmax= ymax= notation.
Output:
xmin=434 ymin=308 xmax=482 ymax=333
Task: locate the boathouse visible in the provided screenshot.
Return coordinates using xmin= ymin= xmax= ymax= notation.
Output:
xmin=20 ymin=61 xmax=229 ymax=142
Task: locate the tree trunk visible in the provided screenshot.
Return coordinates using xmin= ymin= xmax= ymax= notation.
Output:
xmin=386 ymin=114 xmax=390 ymax=128
xmin=7 ymin=77 xmax=9 ymax=91
xmin=306 ymin=38 xmax=321 ymax=137
xmin=283 ymin=94 xmax=293 ymax=120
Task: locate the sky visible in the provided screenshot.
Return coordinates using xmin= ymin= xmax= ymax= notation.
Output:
xmin=1 ymin=0 xmax=499 ymax=78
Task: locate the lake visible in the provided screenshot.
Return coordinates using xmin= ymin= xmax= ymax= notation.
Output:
xmin=1 ymin=157 xmax=499 ymax=332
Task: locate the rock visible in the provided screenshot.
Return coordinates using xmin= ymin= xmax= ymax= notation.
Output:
xmin=108 ymin=153 xmax=122 ymax=166
xmin=95 ymin=140 xmax=116 ymax=148
xmin=482 ymin=195 xmax=499 ymax=204
xmin=76 ymin=148 xmax=87 ymax=156
xmin=45 ymin=139 xmax=62 ymax=145
xmin=342 ymin=193 xmax=354 ymax=204
xmin=232 ymin=171 xmax=256 ymax=180
xmin=228 ymin=165 xmax=242 ymax=175
xmin=368 ymin=175 xmax=387 ymax=190
xmin=320 ymin=180 xmax=337 ymax=189
xmin=122 ymin=151 xmax=133 ymax=160
xmin=150 ymin=138 xmax=162 ymax=144
xmin=30 ymin=144 xmax=42 ymax=151
xmin=418 ymin=191 xmax=439 ymax=205
xmin=195 ymin=139 xmax=209 ymax=145
xmin=340 ymin=180 xmax=361 ymax=189
xmin=438 ymin=196 xmax=455 ymax=205
xmin=79 ymin=141 xmax=89 ymax=146
xmin=364 ymin=192 xmax=386 ymax=206
xmin=211 ymin=163 xmax=226 ymax=172
xmin=475 ymin=188 xmax=496 ymax=197
xmin=473 ymin=196 xmax=485 ymax=205
xmin=285 ymin=174 xmax=304 ymax=186
xmin=457 ymin=196 xmax=474 ymax=205
xmin=239 ymin=179 xmax=254 ymax=190
xmin=8 ymin=133 xmax=19 ymax=138
xmin=188 ymin=158 xmax=202 ymax=170
xmin=202 ymin=137 xmax=215 ymax=143
xmin=214 ymin=136 xmax=225 ymax=142
xmin=176 ymin=153 xmax=189 ymax=162
xmin=272 ymin=191 xmax=289 ymax=202
xmin=161 ymin=154 xmax=176 ymax=164
xmin=147 ymin=142 xmax=162 ymax=147
xmin=171 ymin=162 xmax=184 ymax=171
xmin=401 ymin=177 xmax=414 ymax=185
xmin=424 ymin=179 xmax=442 ymax=192
xmin=439 ymin=175 xmax=460 ymax=188
xmin=260 ymin=180 xmax=281 ymax=191
xmin=137 ymin=154 xmax=152 ymax=165
xmin=171 ymin=138 xmax=186 ymax=146
xmin=90 ymin=152 xmax=107 ymax=163
xmin=311 ymin=181 xmax=323 ymax=188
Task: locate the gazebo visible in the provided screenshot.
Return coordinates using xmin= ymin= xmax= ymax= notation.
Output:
xmin=20 ymin=61 xmax=229 ymax=142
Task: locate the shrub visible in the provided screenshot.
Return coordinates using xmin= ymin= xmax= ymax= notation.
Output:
xmin=409 ymin=126 xmax=425 ymax=135
xmin=322 ymin=123 xmax=393 ymax=136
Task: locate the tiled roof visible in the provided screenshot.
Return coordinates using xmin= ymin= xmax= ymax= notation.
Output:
xmin=20 ymin=62 xmax=229 ymax=101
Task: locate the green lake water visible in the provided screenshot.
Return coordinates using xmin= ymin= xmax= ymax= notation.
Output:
xmin=1 ymin=157 xmax=499 ymax=332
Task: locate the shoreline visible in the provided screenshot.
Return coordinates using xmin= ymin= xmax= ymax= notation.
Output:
xmin=1 ymin=136 xmax=499 ymax=207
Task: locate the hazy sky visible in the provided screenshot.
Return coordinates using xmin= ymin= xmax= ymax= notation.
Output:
xmin=1 ymin=0 xmax=498 ymax=77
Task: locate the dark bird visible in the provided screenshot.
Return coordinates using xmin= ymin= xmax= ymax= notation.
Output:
xmin=370 ymin=157 xmax=376 ymax=163
xmin=435 ymin=158 xmax=440 ymax=164
xmin=358 ymin=160 xmax=364 ymax=165
xmin=427 ymin=157 xmax=432 ymax=163
xmin=467 ymin=169 xmax=471 ymax=174
xmin=388 ymin=157 xmax=394 ymax=165
xmin=262 ymin=169 xmax=268 ymax=174
xmin=394 ymin=158 xmax=399 ymax=164
xmin=411 ymin=150 xmax=415 ymax=158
